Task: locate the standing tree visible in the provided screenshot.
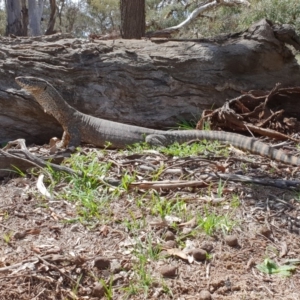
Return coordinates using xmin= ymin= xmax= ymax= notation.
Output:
xmin=120 ymin=0 xmax=145 ymax=39
xmin=45 ymin=0 xmax=57 ymax=35
xmin=28 ymin=0 xmax=44 ymax=36
xmin=5 ymin=0 xmax=28 ymax=36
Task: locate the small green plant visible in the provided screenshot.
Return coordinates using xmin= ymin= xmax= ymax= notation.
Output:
xmin=44 ymin=152 xmax=115 ymax=220
xmin=121 ymin=172 xmax=136 ymax=191
xmin=294 ymin=192 xmax=300 ymax=203
xmin=71 ymin=274 xmax=82 ymax=299
xmin=206 ymin=252 xmax=213 ymax=260
xmin=144 ymin=235 xmax=161 ymax=260
xmin=3 ymin=211 xmax=9 ymax=220
xmin=133 ymin=234 xmax=162 ymax=261
xmin=132 ymin=257 xmax=154 ymax=298
xmin=197 ymin=208 xmax=236 ymax=235
xmin=256 ymin=258 xmax=297 ymax=277
xmin=202 ymin=121 xmax=211 ymax=131
xmin=104 ymin=141 xmax=112 ymax=149
xmin=160 ymin=140 xmax=228 ymax=158
xmin=11 ymin=165 xmax=26 ymax=177
xmin=161 ymin=282 xmax=173 ymax=297
xmin=126 ymin=142 xmax=151 ymax=154
xmin=150 ymin=194 xmax=172 ymax=217
xmin=134 ymin=192 xmax=149 ymax=208
xmin=217 ymin=179 xmax=226 ymax=198
xmin=123 ymin=213 xmax=145 ymax=232
xmin=151 ymin=163 xmax=165 ymax=181
xmin=0 ymin=142 xmax=8 ymax=147
xmin=240 ymin=163 xmax=248 ymax=173
xmin=198 ymin=212 xmax=220 ymax=235
xmin=122 ymin=235 xmax=161 ymax=298
xmin=123 ymin=283 xmax=139 ymax=298
xmin=123 ymin=251 xmax=155 ymax=298
xmin=3 ymin=232 xmax=12 ymax=243
xmin=231 ymin=194 xmax=240 ymax=208
xmin=150 ymin=193 xmax=186 ymax=219
xmin=175 ymin=115 xmax=198 ymax=130
xmin=126 ymin=138 xmax=229 ymax=158
xmin=99 ymin=277 xmax=114 ymax=299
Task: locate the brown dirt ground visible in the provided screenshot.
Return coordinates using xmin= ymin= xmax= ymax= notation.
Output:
xmin=1 ymin=143 xmax=300 ymax=300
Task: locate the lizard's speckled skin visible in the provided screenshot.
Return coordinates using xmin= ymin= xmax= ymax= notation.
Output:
xmin=15 ymin=76 xmax=300 ymax=166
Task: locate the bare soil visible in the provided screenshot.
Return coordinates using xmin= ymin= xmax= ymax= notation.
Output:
xmin=1 ymin=143 xmax=300 ymax=300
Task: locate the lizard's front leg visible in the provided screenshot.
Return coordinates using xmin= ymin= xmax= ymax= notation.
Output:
xmin=56 ymin=127 xmax=81 ymax=148
xmin=54 ymin=131 xmax=70 ymax=148
xmin=66 ymin=126 xmax=81 ymax=148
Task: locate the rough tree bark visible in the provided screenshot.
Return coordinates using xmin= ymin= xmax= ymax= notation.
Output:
xmin=1 ymin=19 xmax=300 ymax=146
xmin=28 ymin=0 xmax=44 ymax=36
xmin=120 ymin=0 xmax=145 ymax=39
xmin=5 ymin=0 xmax=28 ymax=36
xmin=45 ymin=0 xmax=57 ymax=35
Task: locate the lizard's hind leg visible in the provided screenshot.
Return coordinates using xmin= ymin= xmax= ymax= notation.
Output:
xmin=145 ymin=134 xmax=169 ymax=146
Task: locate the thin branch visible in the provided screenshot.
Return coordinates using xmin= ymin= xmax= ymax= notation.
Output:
xmin=165 ymin=0 xmax=250 ymax=32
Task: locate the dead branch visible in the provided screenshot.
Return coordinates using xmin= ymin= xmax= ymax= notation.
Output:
xmin=164 ymin=0 xmax=250 ymax=33
xmin=0 ymin=139 xmax=77 ymax=177
xmin=130 ymin=180 xmax=209 ymax=190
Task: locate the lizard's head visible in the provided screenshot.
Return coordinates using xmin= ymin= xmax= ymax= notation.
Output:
xmin=15 ymin=76 xmax=49 ymax=94
xmin=15 ymin=76 xmax=68 ymax=118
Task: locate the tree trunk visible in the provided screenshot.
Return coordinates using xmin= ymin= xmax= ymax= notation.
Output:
xmin=120 ymin=0 xmax=145 ymax=39
xmin=1 ymin=19 xmax=300 ymax=146
xmin=28 ymin=0 xmax=44 ymax=36
xmin=45 ymin=0 xmax=57 ymax=35
xmin=5 ymin=0 xmax=28 ymax=36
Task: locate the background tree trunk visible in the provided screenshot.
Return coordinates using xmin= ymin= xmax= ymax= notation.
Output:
xmin=45 ymin=0 xmax=57 ymax=35
xmin=1 ymin=20 xmax=300 ymax=145
xmin=5 ymin=0 xmax=28 ymax=36
xmin=28 ymin=0 xmax=44 ymax=36
xmin=120 ymin=0 xmax=145 ymax=39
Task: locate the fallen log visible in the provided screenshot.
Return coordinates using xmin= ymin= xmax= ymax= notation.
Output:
xmin=1 ymin=19 xmax=300 ymax=145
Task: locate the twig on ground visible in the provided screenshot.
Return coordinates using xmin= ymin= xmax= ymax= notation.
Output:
xmin=1 ymin=139 xmax=79 ymax=176
xmin=36 ymin=255 xmax=81 ymax=286
xmin=130 ymin=180 xmax=209 ymax=190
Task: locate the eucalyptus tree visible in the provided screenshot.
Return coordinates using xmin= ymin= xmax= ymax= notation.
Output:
xmin=5 ymin=0 xmax=28 ymax=36
xmin=120 ymin=0 xmax=145 ymax=38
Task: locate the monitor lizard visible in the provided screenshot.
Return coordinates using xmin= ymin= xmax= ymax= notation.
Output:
xmin=15 ymin=76 xmax=300 ymax=166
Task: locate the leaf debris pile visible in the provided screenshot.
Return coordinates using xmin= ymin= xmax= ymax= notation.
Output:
xmin=197 ymin=84 xmax=300 ymax=143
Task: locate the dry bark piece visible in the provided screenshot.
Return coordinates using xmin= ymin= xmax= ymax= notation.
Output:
xmin=92 ymin=282 xmax=105 ymax=297
xmin=179 ymin=217 xmax=197 ymax=228
xmin=193 ymin=249 xmax=207 ymax=261
xmin=166 ymin=248 xmax=189 ymax=260
xmin=159 ymin=265 xmax=177 ymax=277
xmin=199 ymin=290 xmax=212 ymax=300
xmin=94 ymin=257 xmax=111 ymax=270
xmin=224 ymin=235 xmax=238 ymax=247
